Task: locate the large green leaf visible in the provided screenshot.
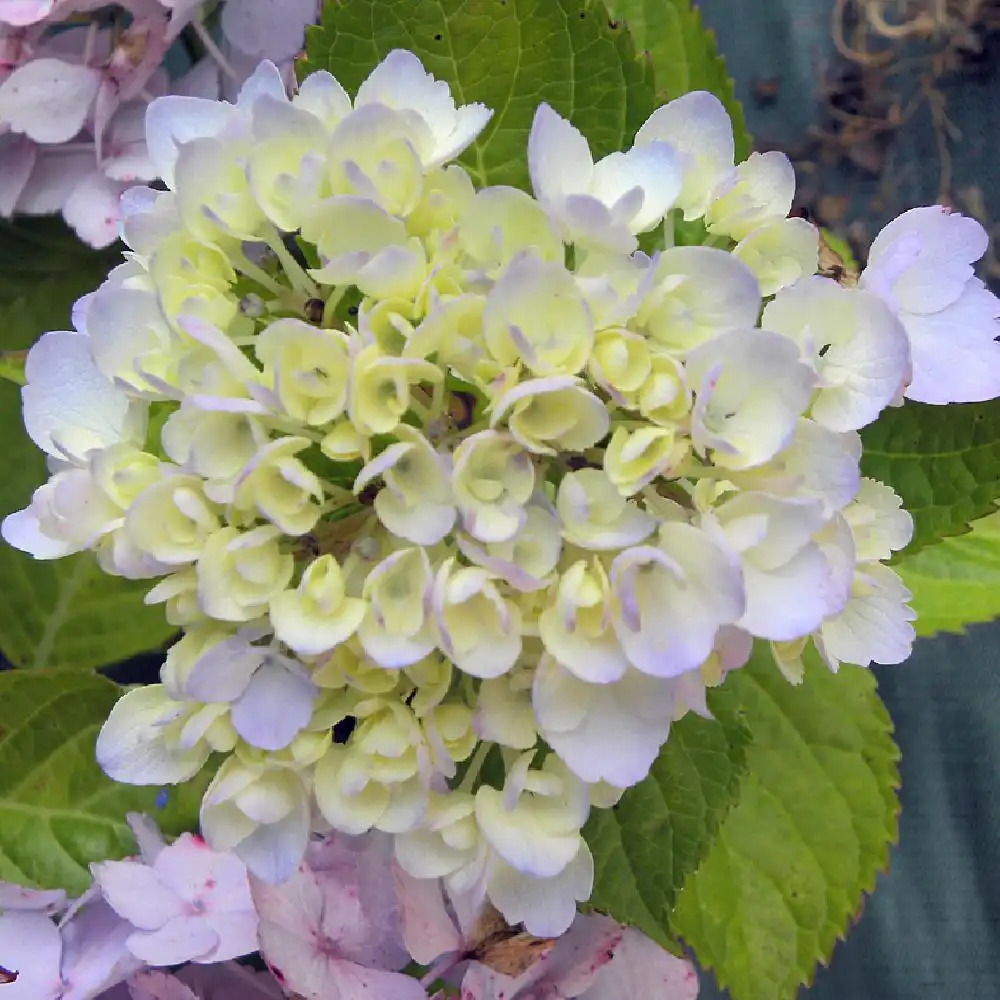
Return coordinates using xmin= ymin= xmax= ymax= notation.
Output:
xmin=0 ymin=670 xmax=204 ymax=893
xmin=860 ymin=399 xmax=1000 ymax=558
xmin=583 ymin=685 xmax=750 ymax=948
xmin=0 ymin=218 xmax=119 ymax=310
xmin=302 ymin=0 xmax=657 ymax=190
xmin=672 ymin=648 xmax=900 ymax=1000
xmin=606 ymin=0 xmax=751 ymax=160
xmin=0 ymin=223 xmax=175 ymax=670
xmin=896 ymin=510 xmax=1000 ymax=637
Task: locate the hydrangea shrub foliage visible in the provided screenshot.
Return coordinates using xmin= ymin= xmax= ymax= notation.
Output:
xmin=0 ymin=0 xmax=999 ymax=998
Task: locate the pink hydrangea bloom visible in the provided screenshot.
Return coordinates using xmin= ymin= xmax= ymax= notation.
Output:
xmin=0 ymin=0 xmax=319 ymax=246
xmin=93 ymin=832 xmax=259 ymax=967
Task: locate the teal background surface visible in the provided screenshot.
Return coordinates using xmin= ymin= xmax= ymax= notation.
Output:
xmin=694 ymin=1 xmax=1000 ymax=995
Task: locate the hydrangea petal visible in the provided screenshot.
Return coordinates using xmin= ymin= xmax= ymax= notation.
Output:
xmin=0 ymin=59 xmax=101 ymax=144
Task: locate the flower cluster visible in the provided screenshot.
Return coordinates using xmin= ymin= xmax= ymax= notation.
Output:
xmin=0 ymin=814 xmax=260 ymax=1000
xmin=0 ymin=819 xmax=697 ymax=1000
xmin=5 ymin=49 xmax=1000 ymax=936
xmin=0 ymin=0 xmax=318 ymax=246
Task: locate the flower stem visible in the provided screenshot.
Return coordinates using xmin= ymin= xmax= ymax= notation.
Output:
xmin=235 ymin=252 xmax=284 ymax=296
xmin=458 ymin=741 xmax=491 ymax=794
xmin=191 ymin=18 xmax=240 ymax=82
xmin=262 ymin=227 xmax=320 ymax=300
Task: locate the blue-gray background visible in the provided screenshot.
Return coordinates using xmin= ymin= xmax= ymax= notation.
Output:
xmin=693 ymin=2 xmax=1000 ymax=995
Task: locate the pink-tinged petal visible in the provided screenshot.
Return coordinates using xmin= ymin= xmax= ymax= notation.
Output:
xmin=222 ymin=0 xmax=318 ymax=62
xmin=0 ymin=884 xmax=66 ymax=915
xmin=62 ymin=171 xmax=128 ymax=249
xmin=393 ymin=865 xmax=462 ymax=965
xmin=15 ymin=148 xmax=94 ymax=215
xmin=461 ymin=913 xmax=624 ymax=1000
xmin=91 ymin=860 xmax=182 ymax=931
xmin=125 ymin=969 xmax=199 ymax=1000
xmin=0 ymin=134 xmax=36 ymax=216
xmin=0 ymin=59 xmax=101 ymax=143
xmin=528 ymin=102 xmax=594 ymax=204
xmin=579 ymin=928 xmax=699 ymax=1000
xmin=0 ymin=911 xmax=62 ymax=1000
xmin=195 ymin=908 xmax=261 ymax=964
xmin=176 ymin=961 xmax=285 ymax=1000
xmin=153 ymin=834 xmax=249 ymax=903
xmin=144 ymin=96 xmax=239 ymax=188
xmin=150 ymin=835 xmax=258 ymax=962
xmin=317 ymin=836 xmax=410 ymax=971
xmin=126 ymin=915 xmax=219 ymax=966
xmin=59 ymin=897 xmax=143 ymax=1000
xmin=290 ymin=959 xmax=427 ymax=1000
xmin=253 ymin=839 xmax=415 ymax=995
xmin=0 ymin=0 xmax=56 ymax=26
xmin=104 ymin=103 xmax=157 ymax=182
xmin=250 ymin=860 xmax=324 ymax=949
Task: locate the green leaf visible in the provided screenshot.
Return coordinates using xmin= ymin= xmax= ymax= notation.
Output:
xmin=0 ymin=669 xmax=205 ymax=893
xmin=671 ymin=646 xmax=900 ymax=1000
xmin=0 ymin=350 xmax=26 ymax=386
xmin=0 ymin=221 xmax=175 ymax=671
xmin=606 ymin=0 xmax=751 ymax=160
xmin=896 ymin=510 xmax=1000 ymax=637
xmin=860 ymin=399 xmax=1000 ymax=557
xmin=302 ymin=0 xmax=658 ymax=190
xmin=0 ymin=218 xmax=119 ymax=317
xmin=0 ymin=543 xmax=176 ymax=671
xmin=583 ymin=684 xmax=751 ymax=948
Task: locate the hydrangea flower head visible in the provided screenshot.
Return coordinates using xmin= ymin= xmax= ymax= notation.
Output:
xmin=6 ymin=47 xmax=998 ymax=937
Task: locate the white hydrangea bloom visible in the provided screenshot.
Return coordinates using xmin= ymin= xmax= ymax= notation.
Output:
xmin=5 ymin=47 xmax=988 ymax=938
xmin=529 ymin=103 xmax=681 ymax=252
